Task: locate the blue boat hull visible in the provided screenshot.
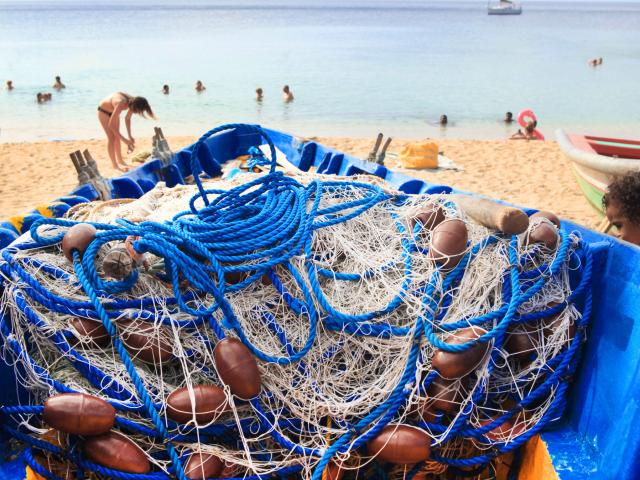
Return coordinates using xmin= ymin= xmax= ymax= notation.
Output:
xmin=0 ymin=124 xmax=638 ymax=479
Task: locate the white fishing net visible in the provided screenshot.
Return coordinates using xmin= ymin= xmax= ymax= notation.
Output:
xmin=0 ymin=172 xmax=584 ymax=479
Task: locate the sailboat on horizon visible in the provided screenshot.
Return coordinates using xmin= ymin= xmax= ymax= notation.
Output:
xmin=488 ymin=0 xmax=523 ymax=15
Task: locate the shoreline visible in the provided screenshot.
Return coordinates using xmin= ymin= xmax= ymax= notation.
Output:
xmin=2 ymin=119 xmax=640 ymax=145
xmin=0 ymin=136 xmax=602 ymax=230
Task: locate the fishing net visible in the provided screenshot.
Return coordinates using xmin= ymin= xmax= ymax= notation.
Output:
xmin=0 ymin=125 xmax=592 ymax=480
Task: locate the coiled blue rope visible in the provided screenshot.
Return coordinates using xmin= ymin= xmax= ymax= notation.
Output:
xmin=0 ymin=123 xmax=594 ymax=479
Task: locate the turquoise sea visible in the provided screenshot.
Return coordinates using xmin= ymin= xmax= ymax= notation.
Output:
xmin=1 ymin=0 xmax=640 ymax=142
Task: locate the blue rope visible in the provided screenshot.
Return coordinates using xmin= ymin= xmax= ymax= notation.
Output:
xmin=0 ymin=123 xmax=595 ymax=479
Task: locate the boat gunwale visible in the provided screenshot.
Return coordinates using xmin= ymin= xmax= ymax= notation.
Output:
xmin=556 ymin=129 xmax=640 ymax=176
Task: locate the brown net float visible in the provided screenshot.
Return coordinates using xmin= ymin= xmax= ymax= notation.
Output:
xmin=431 ymin=327 xmax=490 ymax=379
xmin=428 ymin=219 xmax=469 ymax=269
xmin=42 ymin=393 xmax=115 ymax=436
xmin=61 ymin=223 xmax=96 ymax=261
xmin=530 ymin=210 xmax=561 ymax=228
xmin=184 ymin=452 xmax=224 ymax=480
xmin=214 ymin=338 xmax=262 ymax=400
xmin=119 ymin=321 xmax=174 ymax=365
xmin=410 ymin=202 xmax=446 ymax=232
xmin=69 ymin=317 xmax=110 ymax=347
xmin=83 ymin=431 xmax=150 ymax=474
xmin=102 ymin=245 xmax=135 ymax=280
xmin=367 ymin=424 xmax=432 ymax=464
xmin=166 ymin=385 xmax=229 ymax=424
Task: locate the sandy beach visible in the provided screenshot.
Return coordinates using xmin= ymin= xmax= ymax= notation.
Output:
xmin=0 ymin=136 xmax=601 ymax=230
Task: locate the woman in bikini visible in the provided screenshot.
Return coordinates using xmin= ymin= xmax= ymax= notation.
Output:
xmin=97 ymin=93 xmax=154 ymax=171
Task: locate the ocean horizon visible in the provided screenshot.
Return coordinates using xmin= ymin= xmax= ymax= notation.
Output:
xmin=1 ymin=0 xmax=639 ymax=142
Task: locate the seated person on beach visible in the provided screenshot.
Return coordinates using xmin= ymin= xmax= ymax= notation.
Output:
xmin=6 ymin=80 xmax=13 ymax=91
xmin=97 ymin=92 xmax=155 ymax=172
xmin=504 ymin=111 xmax=514 ymax=123
xmin=162 ymin=84 xmax=170 ymax=95
xmin=282 ymin=85 xmax=294 ymax=102
xmin=195 ymin=80 xmax=206 ymax=92
xmin=256 ymin=87 xmax=263 ymax=102
xmin=510 ymin=120 xmax=537 ymax=140
xmin=53 ymin=76 xmax=65 ymax=90
xmin=603 ymin=172 xmax=640 ymax=245
xmin=440 ymin=114 xmax=448 ymax=126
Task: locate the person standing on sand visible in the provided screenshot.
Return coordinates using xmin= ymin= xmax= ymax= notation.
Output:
xmin=6 ymin=80 xmax=13 ymax=91
xmin=97 ymin=92 xmax=155 ymax=172
xmin=195 ymin=80 xmax=206 ymax=92
xmin=53 ymin=76 xmax=65 ymax=90
xmin=282 ymin=85 xmax=294 ymax=102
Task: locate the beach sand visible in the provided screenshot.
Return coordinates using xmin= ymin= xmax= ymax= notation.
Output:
xmin=0 ymin=137 xmax=601 ymax=229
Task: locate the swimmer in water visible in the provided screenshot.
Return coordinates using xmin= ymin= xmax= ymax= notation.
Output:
xmin=195 ymin=80 xmax=206 ymax=92
xmin=440 ymin=114 xmax=448 ymax=126
xmin=53 ymin=76 xmax=65 ymax=90
xmin=36 ymin=93 xmax=43 ymax=103
xmin=6 ymin=80 xmax=13 ymax=91
xmin=162 ymin=85 xmax=170 ymax=95
xmin=603 ymin=171 xmax=640 ymax=245
xmin=504 ymin=111 xmax=514 ymax=123
xmin=256 ymin=87 xmax=263 ymax=102
xmin=97 ymin=92 xmax=155 ymax=172
xmin=510 ymin=120 xmax=538 ymax=140
xmin=282 ymin=85 xmax=294 ymax=103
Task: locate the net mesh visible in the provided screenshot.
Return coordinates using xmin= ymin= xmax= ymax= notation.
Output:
xmin=0 ymin=170 xmax=591 ymax=480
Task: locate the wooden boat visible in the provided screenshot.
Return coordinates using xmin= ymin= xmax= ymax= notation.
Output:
xmin=0 ymin=124 xmax=638 ymax=479
xmin=488 ymin=0 xmax=522 ymax=15
xmin=556 ymin=129 xmax=640 ymax=213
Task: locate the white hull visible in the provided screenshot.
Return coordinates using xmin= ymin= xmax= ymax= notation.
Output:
xmin=488 ymin=6 xmax=522 ymax=15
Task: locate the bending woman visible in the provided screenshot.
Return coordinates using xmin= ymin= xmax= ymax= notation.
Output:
xmin=97 ymin=93 xmax=155 ymax=171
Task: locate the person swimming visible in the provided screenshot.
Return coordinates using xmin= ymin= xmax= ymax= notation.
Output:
xmin=510 ymin=120 xmax=538 ymax=140
xmin=195 ymin=80 xmax=206 ymax=92
xmin=504 ymin=111 xmax=514 ymax=123
xmin=162 ymin=85 xmax=170 ymax=95
xmin=53 ymin=76 xmax=65 ymax=90
xmin=36 ymin=93 xmax=43 ymax=103
xmin=256 ymin=87 xmax=263 ymax=102
xmin=603 ymin=172 xmax=640 ymax=245
xmin=6 ymin=80 xmax=13 ymax=91
xmin=97 ymin=92 xmax=155 ymax=172
xmin=282 ymin=85 xmax=294 ymax=103
xmin=439 ymin=114 xmax=448 ymax=126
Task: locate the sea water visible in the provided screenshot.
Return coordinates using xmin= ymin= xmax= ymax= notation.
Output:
xmin=1 ymin=0 xmax=639 ymax=142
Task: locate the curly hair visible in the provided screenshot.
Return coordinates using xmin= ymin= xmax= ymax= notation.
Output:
xmin=603 ymin=171 xmax=640 ymax=224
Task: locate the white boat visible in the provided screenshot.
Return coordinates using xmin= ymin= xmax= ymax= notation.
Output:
xmin=488 ymin=0 xmax=522 ymax=15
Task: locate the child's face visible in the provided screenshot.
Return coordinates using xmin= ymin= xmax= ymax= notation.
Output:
xmin=606 ymin=201 xmax=640 ymax=245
